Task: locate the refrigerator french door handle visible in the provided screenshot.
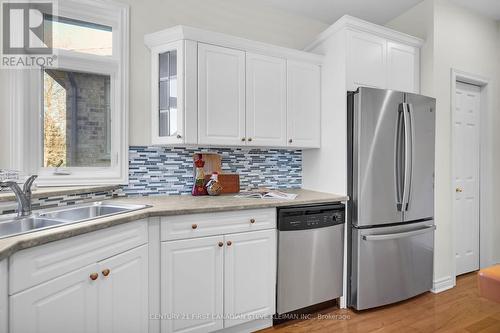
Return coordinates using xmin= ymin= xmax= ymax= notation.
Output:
xmin=362 ymin=225 xmax=436 ymax=241
xmin=402 ymin=103 xmax=413 ymax=211
xmin=396 ymin=104 xmax=405 ymax=211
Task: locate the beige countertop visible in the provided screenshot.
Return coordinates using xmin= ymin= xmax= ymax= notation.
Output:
xmin=0 ymin=189 xmax=348 ymax=261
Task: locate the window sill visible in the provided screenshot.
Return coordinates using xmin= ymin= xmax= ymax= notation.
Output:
xmin=0 ymin=185 xmax=120 ymax=203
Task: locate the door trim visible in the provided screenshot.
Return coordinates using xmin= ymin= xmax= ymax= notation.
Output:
xmin=450 ymin=69 xmax=492 ymax=286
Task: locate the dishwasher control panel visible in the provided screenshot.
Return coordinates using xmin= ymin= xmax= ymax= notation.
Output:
xmin=278 ymin=204 xmax=345 ymax=231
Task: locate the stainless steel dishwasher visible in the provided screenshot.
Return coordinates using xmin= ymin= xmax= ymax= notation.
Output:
xmin=276 ymin=203 xmax=345 ymax=315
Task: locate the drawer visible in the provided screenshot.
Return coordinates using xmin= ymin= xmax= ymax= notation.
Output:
xmin=161 ymin=209 xmax=276 ymax=241
xmin=9 ymin=219 xmax=148 ymax=295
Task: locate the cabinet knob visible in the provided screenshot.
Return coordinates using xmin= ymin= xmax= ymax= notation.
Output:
xmin=89 ymin=273 xmax=99 ymax=281
xmin=248 ymin=138 xmax=253 ymax=142
xmin=218 ymin=241 xmax=224 ymax=247
xmin=250 ymin=218 xmax=256 ymax=224
xmin=241 ymin=137 xmax=246 ymax=142
xmin=226 ymin=241 xmax=232 ymax=246
xmin=288 ymin=139 xmax=293 ymax=144
xmin=176 ymin=134 xmax=182 ymax=139
xmin=102 ymin=269 xmax=111 ymax=277
xmin=192 ymin=224 xmax=198 ymax=229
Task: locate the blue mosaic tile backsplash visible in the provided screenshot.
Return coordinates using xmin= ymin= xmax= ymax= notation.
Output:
xmin=124 ymin=146 xmax=302 ymax=196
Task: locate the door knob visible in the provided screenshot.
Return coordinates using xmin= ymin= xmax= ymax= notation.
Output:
xmin=226 ymin=241 xmax=232 ymax=246
xmin=218 ymin=241 xmax=224 ymax=247
xmin=102 ymin=269 xmax=111 ymax=277
xmin=456 ymin=187 xmax=463 ymax=193
xmin=89 ymin=273 xmax=99 ymax=281
xmin=192 ymin=224 xmax=198 ymax=229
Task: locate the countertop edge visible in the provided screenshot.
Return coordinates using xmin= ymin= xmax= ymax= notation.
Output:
xmin=0 ymin=191 xmax=349 ymax=261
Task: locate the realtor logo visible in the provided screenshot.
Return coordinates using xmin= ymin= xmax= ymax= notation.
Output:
xmin=1 ymin=0 xmax=57 ymax=68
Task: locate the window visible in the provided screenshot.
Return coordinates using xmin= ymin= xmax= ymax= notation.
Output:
xmin=10 ymin=0 xmax=129 ymax=186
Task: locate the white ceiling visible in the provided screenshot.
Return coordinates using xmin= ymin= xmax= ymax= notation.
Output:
xmin=450 ymin=0 xmax=500 ymax=21
xmin=252 ymin=0 xmax=425 ymax=25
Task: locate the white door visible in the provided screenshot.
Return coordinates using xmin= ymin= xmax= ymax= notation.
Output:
xmin=246 ymin=53 xmax=287 ymax=147
xmin=387 ymin=41 xmax=419 ymax=93
xmin=198 ymin=43 xmax=246 ymax=145
xmin=286 ymin=61 xmax=321 ymax=148
xmin=98 ymin=245 xmax=148 ymax=333
xmin=454 ymin=81 xmax=480 ymax=276
xmin=224 ymin=230 xmax=276 ymax=328
xmin=346 ymin=30 xmax=387 ymax=90
xmin=161 ymin=236 xmax=224 ymax=333
xmin=10 ymin=264 xmax=99 ymax=333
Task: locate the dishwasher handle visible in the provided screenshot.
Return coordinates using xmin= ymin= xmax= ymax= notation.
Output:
xmin=362 ymin=225 xmax=436 ymax=241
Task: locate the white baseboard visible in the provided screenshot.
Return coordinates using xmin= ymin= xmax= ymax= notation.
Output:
xmin=431 ymin=276 xmax=455 ymax=293
xmin=217 ymin=319 xmax=272 ymax=333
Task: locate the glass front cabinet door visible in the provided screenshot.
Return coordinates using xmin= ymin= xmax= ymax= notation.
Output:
xmin=150 ymin=40 xmax=196 ymax=145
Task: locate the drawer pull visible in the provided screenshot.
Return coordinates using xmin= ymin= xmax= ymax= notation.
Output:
xmin=250 ymin=218 xmax=256 ymax=224
xmin=226 ymin=241 xmax=232 ymax=246
xmin=89 ymin=273 xmax=99 ymax=281
xmin=102 ymin=269 xmax=111 ymax=277
xmin=218 ymin=242 xmax=224 ymax=247
xmin=192 ymin=224 xmax=198 ymax=230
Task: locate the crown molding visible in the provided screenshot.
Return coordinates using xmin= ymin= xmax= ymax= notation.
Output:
xmin=306 ymin=15 xmax=424 ymax=51
xmin=144 ymin=25 xmax=324 ymax=65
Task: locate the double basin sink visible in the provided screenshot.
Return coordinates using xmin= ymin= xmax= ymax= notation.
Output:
xmin=0 ymin=202 xmax=149 ymax=240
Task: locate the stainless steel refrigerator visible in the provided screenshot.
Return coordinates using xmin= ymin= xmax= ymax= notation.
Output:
xmin=347 ymin=87 xmax=436 ymax=310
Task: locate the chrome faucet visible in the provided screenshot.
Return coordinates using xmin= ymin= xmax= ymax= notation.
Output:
xmin=0 ymin=175 xmax=38 ymax=217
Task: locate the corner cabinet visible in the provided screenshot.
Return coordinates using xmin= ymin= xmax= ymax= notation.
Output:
xmin=145 ymin=25 xmax=323 ymax=149
xmin=8 ymin=221 xmax=149 ymax=333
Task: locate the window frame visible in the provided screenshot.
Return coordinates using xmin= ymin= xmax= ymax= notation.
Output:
xmin=9 ymin=0 xmax=129 ymax=186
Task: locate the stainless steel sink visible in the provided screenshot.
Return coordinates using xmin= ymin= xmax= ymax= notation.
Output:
xmin=0 ymin=201 xmax=149 ymax=240
xmin=39 ymin=202 xmax=148 ymax=221
xmin=0 ymin=217 xmax=64 ymax=239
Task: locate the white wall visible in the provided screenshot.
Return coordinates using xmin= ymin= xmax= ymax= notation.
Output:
xmin=388 ymin=0 xmax=500 ymax=289
xmin=116 ymin=0 xmax=328 ymax=145
xmin=0 ymin=71 xmax=10 ymax=169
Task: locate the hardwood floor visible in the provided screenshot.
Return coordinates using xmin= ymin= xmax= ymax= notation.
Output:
xmin=262 ymin=272 xmax=500 ymax=333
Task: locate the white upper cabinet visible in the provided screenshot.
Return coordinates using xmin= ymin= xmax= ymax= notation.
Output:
xmin=150 ymin=40 xmax=198 ymax=145
xmin=198 ymin=43 xmax=246 ymax=146
xmin=347 ymin=30 xmax=387 ymax=90
xmin=387 ymin=41 xmax=420 ymax=93
xmin=145 ymin=26 xmax=323 ymax=149
xmin=287 ymin=61 xmax=321 ymax=148
xmin=246 ymin=53 xmax=287 ymax=147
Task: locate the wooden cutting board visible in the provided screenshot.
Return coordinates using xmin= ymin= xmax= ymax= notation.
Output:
xmin=204 ymin=174 xmax=240 ymax=194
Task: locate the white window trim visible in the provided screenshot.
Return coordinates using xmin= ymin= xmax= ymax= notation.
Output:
xmin=9 ymin=0 xmax=129 ymax=186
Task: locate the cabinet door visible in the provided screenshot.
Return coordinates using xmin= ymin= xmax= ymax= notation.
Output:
xmin=152 ymin=40 xmax=185 ymax=145
xmin=98 ymin=245 xmax=148 ymax=333
xmin=198 ymin=43 xmax=246 ymax=146
xmin=387 ymin=41 xmax=419 ymax=93
xmin=224 ymin=230 xmax=276 ymax=328
xmin=0 ymin=260 xmax=7 ymax=333
xmin=287 ymin=61 xmax=321 ymax=148
xmin=347 ymin=30 xmax=387 ymax=90
xmin=10 ymin=264 xmax=99 ymax=333
xmin=162 ymin=236 xmax=224 ymax=333
xmin=246 ymin=53 xmax=287 ymax=146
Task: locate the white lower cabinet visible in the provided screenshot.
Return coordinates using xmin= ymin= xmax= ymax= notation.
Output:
xmin=98 ymin=245 xmax=149 ymax=333
xmin=9 ymin=244 xmax=148 ymax=333
xmin=0 ymin=260 xmax=8 ymax=333
xmin=161 ymin=228 xmax=276 ymax=333
xmin=10 ymin=263 xmax=100 ymax=333
xmin=162 ymin=236 xmax=224 ymax=333
xmin=224 ymin=230 xmax=276 ymax=328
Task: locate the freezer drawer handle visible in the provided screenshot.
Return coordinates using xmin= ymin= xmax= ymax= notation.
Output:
xmin=362 ymin=225 xmax=436 ymax=241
